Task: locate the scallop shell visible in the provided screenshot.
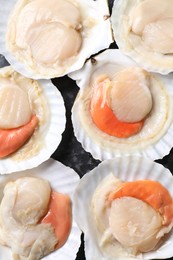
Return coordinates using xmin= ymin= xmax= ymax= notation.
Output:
xmin=0 ymin=0 xmax=113 ymax=79
xmin=0 ymin=66 xmax=66 ymax=174
xmin=70 ymin=49 xmax=173 ymax=161
xmin=73 ymin=156 xmax=173 ymax=260
xmin=111 ymin=0 xmax=173 ymax=75
xmin=0 ymin=158 xmax=81 ymax=260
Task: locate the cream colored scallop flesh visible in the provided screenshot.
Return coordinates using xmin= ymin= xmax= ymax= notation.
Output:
xmin=0 ymin=177 xmax=57 ymax=259
xmin=92 ymin=174 xmax=123 ymax=232
xmin=0 ymin=84 xmax=32 ymax=129
xmin=109 ymin=197 xmax=162 ymax=254
xmin=15 ymin=0 xmax=82 ymax=66
xmin=91 ymin=174 xmax=172 ymax=256
xmin=108 ymin=67 xmax=152 ymax=123
xmin=142 ymin=18 xmax=173 ymax=54
xmin=131 ymin=0 xmax=173 ymax=53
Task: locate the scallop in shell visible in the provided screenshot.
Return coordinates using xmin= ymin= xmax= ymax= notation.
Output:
xmin=73 ymin=156 xmax=173 ymax=260
xmin=111 ymin=0 xmax=173 ymax=74
xmin=0 ymin=158 xmax=81 ymax=260
xmin=0 ymin=66 xmax=66 ymax=174
xmin=70 ymin=49 xmax=173 ymax=160
xmin=0 ymin=0 xmax=113 ymax=79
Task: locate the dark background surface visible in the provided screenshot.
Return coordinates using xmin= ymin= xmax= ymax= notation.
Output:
xmin=1 ymin=0 xmax=173 ymax=259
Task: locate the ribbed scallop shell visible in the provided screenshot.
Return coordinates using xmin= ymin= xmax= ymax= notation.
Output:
xmin=0 ymin=158 xmax=81 ymax=260
xmin=111 ymin=0 xmax=173 ymax=75
xmin=0 ymin=67 xmax=66 ymax=174
xmin=0 ymin=0 xmax=113 ymax=79
xmin=70 ymin=49 xmax=173 ymax=161
xmin=73 ymin=156 xmax=173 ymax=260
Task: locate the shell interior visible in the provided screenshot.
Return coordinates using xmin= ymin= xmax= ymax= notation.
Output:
xmin=0 ymin=66 xmax=66 ymax=174
xmin=0 ymin=158 xmax=81 ymax=260
xmin=0 ymin=0 xmax=113 ymax=79
xmin=111 ymin=0 xmax=173 ymax=74
xmin=73 ymin=156 xmax=173 ymax=260
xmin=70 ymin=49 xmax=173 ymax=161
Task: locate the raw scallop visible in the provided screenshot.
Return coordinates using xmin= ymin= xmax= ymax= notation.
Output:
xmin=2 ymin=0 xmax=112 ymax=78
xmin=70 ymin=49 xmax=173 ymax=160
xmin=0 ymin=177 xmax=57 ymax=259
xmin=131 ymin=0 xmax=173 ymax=35
xmin=11 ymin=177 xmax=51 ymax=225
xmin=0 ymin=66 xmax=66 ymax=174
xmin=16 ymin=0 xmax=82 ymax=65
xmin=73 ymin=157 xmax=173 ymax=260
xmin=0 ymin=85 xmax=32 ymax=129
xmin=108 ymin=67 xmax=152 ymax=122
xmin=142 ymin=19 xmax=173 ymax=54
xmin=111 ymin=0 xmax=173 ymax=73
xmin=109 ymin=197 xmax=162 ymax=254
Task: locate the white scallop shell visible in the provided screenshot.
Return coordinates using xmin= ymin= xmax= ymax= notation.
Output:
xmin=0 ymin=66 xmax=66 ymax=174
xmin=0 ymin=158 xmax=81 ymax=260
xmin=0 ymin=0 xmax=113 ymax=79
xmin=73 ymin=156 xmax=173 ymax=260
xmin=111 ymin=0 xmax=173 ymax=75
xmin=70 ymin=49 xmax=173 ymax=161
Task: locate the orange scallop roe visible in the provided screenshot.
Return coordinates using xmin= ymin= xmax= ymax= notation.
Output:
xmin=108 ymin=180 xmax=173 ymax=226
xmin=41 ymin=191 xmax=72 ymax=249
xmin=90 ymin=79 xmax=144 ymax=138
xmin=0 ymin=114 xmax=38 ymax=158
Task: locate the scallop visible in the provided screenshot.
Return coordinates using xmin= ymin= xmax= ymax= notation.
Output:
xmin=108 ymin=67 xmax=152 ymax=122
xmin=0 ymin=159 xmax=81 ymax=260
xmin=111 ymin=0 xmax=173 ymax=74
xmin=70 ymin=49 xmax=173 ymax=160
xmin=0 ymin=0 xmax=113 ymax=79
xmin=142 ymin=19 xmax=173 ymax=54
xmin=109 ymin=197 xmax=162 ymax=254
xmin=73 ymin=156 xmax=173 ymax=260
xmin=0 ymin=177 xmax=57 ymax=259
xmin=15 ymin=0 xmax=82 ymax=64
xmin=0 ymin=158 xmax=81 ymax=260
xmin=0 ymin=84 xmax=32 ymax=129
xmin=10 ymin=177 xmax=51 ymax=225
xmin=91 ymin=175 xmax=173 ymax=256
xmin=0 ymin=66 xmax=66 ymax=174
xmin=0 ymin=67 xmax=42 ymax=159
xmin=130 ymin=0 xmax=173 ymax=35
